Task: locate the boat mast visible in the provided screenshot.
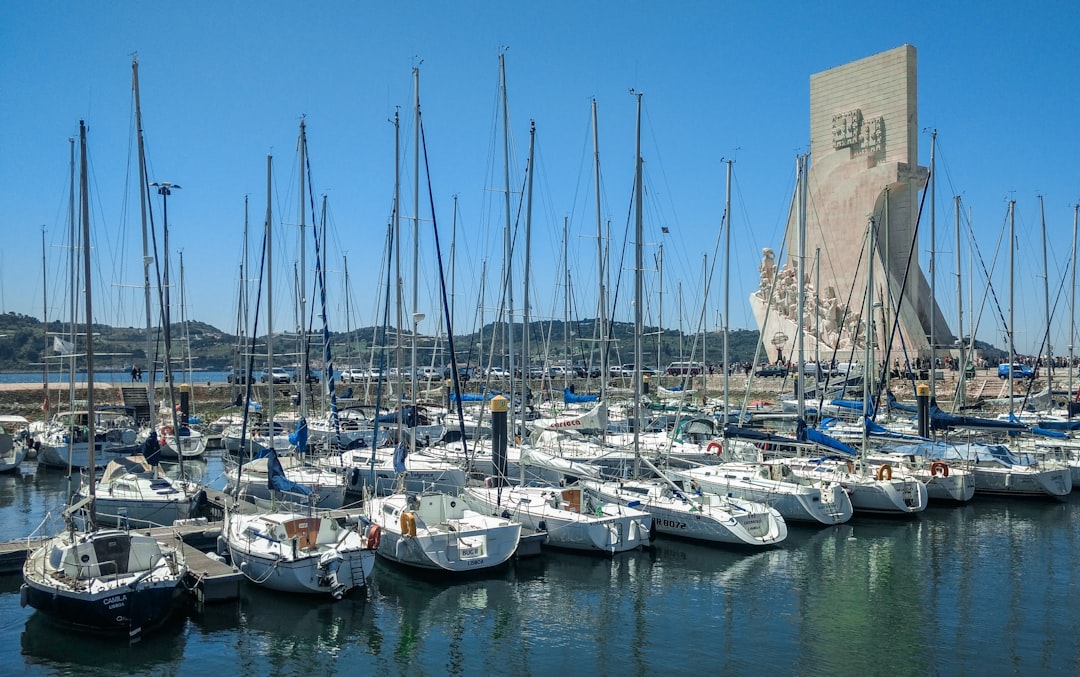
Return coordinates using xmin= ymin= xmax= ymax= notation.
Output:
xmin=862 ymin=216 xmax=874 ymax=463
xmin=393 ymin=110 xmax=404 ymax=449
xmin=1039 ymin=195 xmax=1052 ymax=389
xmin=40 ymin=229 xmax=50 ymax=417
xmin=523 ymin=120 xmax=535 ymax=437
xmin=132 ymin=56 xmax=157 ymax=428
xmin=722 ymin=159 xmax=732 ymax=427
xmin=266 ymin=155 xmax=275 ymax=434
xmin=632 ymin=90 xmax=643 ymax=479
xmin=592 ymin=98 xmax=608 ymax=410
xmin=928 ymin=130 xmax=936 ymax=400
xmin=954 ymin=195 xmax=965 ymax=409
xmin=78 ymin=120 xmax=96 ymax=526
xmin=67 ymin=135 xmax=76 ymax=468
xmin=298 ymin=119 xmax=309 ymax=421
xmin=1071 ymin=204 xmax=1079 ymax=414
xmin=795 ymin=153 xmax=807 ymax=420
xmin=499 ymin=52 xmax=516 ymax=439
xmin=1008 ymin=199 xmax=1015 ymax=416
xmin=411 ymin=67 xmax=421 ymax=409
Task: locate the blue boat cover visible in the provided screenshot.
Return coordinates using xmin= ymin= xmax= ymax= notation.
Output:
xmin=265 ymin=449 xmax=313 ymax=496
xmin=288 ymin=417 xmax=309 ymax=453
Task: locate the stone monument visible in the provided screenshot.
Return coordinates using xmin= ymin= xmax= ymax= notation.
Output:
xmin=750 ymin=44 xmax=953 ymax=365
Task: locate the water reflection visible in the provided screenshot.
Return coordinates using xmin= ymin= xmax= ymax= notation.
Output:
xmin=21 ymin=610 xmax=188 ymax=675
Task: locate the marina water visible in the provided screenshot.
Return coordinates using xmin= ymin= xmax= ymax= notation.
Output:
xmin=2 ymin=450 xmax=1079 ymax=674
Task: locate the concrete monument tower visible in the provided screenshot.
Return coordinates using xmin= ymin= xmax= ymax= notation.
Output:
xmin=751 ymin=44 xmax=953 ymax=365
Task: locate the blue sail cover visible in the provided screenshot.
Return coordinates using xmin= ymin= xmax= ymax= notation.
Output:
xmin=928 ymin=406 xmax=1027 ymax=432
xmin=564 ymin=388 xmax=598 ymax=404
xmin=1035 ymin=418 xmax=1080 ymax=432
xmin=141 ymin=430 xmax=161 ymax=466
xmin=830 ymin=398 xmax=875 ymax=417
xmin=796 ymin=418 xmax=857 ymax=457
xmin=264 ymin=448 xmax=313 ymax=496
xmin=886 ymin=390 xmax=918 ymax=414
xmin=392 ymin=443 xmax=408 ymax=473
xmin=722 ymin=424 xmax=800 ymax=446
xmin=288 ymin=417 xmax=309 ymax=453
xmin=449 ymin=388 xmax=506 ymax=404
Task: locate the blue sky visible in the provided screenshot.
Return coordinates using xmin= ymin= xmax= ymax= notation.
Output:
xmin=2 ymin=2 xmax=1079 ymax=358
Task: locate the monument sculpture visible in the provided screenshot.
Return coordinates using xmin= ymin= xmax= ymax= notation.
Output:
xmin=750 ymin=45 xmax=953 ymax=365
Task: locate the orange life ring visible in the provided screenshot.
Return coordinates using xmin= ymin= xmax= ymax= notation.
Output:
xmin=875 ymin=463 xmax=893 ymax=481
xmin=930 ymin=461 xmax=949 ymax=478
xmin=160 ymin=425 xmax=174 ymax=437
xmin=366 ymin=523 xmax=381 ymax=550
xmin=707 ymin=441 xmax=723 ymax=456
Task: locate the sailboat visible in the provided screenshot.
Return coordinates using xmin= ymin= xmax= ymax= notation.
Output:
xmin=467 ymin=84 xmax=654 ymax=556
xmin=21 ymin=120 xmax=189 ymax=638
xmin=78 ymin=56 xmax=204 ymax=529
xmin=366 ymin=65 xmax=522 ymax=574
xmin=578 ymin=94 xmax=784 ymax=547
xmin=0 ymin=416 xmax=30 ymax=472
xmin=223 ymin=148 xmax=376 ymax=598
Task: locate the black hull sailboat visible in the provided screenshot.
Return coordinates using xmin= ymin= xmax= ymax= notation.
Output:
xmin=21 ymin=110 xmax=189 ymax=639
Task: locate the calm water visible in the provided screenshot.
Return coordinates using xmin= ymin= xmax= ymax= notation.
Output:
xmin=2 ymin=454 xmax=1080 ymax=675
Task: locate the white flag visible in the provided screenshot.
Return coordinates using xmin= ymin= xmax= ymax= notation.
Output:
xmin=53 ymin=336 xmax=75 ymax=355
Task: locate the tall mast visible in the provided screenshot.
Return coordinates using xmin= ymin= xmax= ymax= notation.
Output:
xmin=41 ymin=229 xmax=49 ymax=417
xmin=78 ymin=120 xmax=96 ymax=523
xmin=499 ymin=52 xmax=515 ymax=434
xmin=795 ymin=154 xmax=807 ymax=420
xmin=132 ymin=56 xmax=157 ymax=426
xmin=592 ymin=97 xmax=607 ymax=406
xmin=266 ymin=155 xmax=274 ymax=429
xmin=68 ymin=136 xmax=76 ymax=424
xmin=954 ymin=195 xmax=965 ymax=409
xmin=722 ymin=159 xmax=732 ymax=425
xmin=523 ymin=120 xmax=536 ymax=438
xmin=632 ymin=90 xmax=643 ymax=478
xmin=298 ymin=119 xmax=309 ymax=420
xmin=393 ymin=110 xmax=404 ymax=446
xmin=928 ymin=130 xmax=937 ymax=399
xmin=411 ymin=67 xmax=421 ymax=406
xmin=1071 ymin=204 xmax=1079 ymax=415
xmin=656 ymin=243 xmax=663 ymax=375
xmin=862 ymin=216 xmax=874 ymax=461
xmin=563 ymin=216 xmax=569 ymax=371
xmin=1008 ymin=199 xmax=1016 ymax=415
xmin=1039 ymin=195 xmax=1052 ymax=388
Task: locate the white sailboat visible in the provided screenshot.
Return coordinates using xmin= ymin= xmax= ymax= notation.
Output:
xmin=367 ymin=489 xmax=521 ymax=572
xmin=671 ymin=460 xmax=853 ymax=525
xmin=224 ymin=504 xmax=376 ymax=598
xmin=580 ymin=473 xmax=786 ymax=546
xmin=0 ymin=416 xmax=29 ymax=472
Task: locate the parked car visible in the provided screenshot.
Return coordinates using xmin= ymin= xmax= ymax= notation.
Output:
xmin=998 ymin=363 xmax=1034 ymax=380
xmin=754 ymin=364 xmax=788 ymax=378
xmin=665 ymin=361 xmax=704 ymax=376
xmin=260 ymin=367 xmax=291 ymax=384
xmin=442 ymin=365 xmax=476 ymax=382
xmin=486 ymin=367 xmax=509 ymax=380
xmin=292 ymin=368 xmax=320 ymax=384
xmin=226 ymin=369 xmax=251 ymax=385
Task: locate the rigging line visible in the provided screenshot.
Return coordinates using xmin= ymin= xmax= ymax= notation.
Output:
xmin=1017 ymin=243 xmax=1073 ymax=412
xmin=419 ymin=112 xmax=471 ymax=470
xmin=367 ymin=222 xmax=393 ymax=483
xmin=236 ymin=215 xmax=270 ymax=486
xmin=871 ymin=172 xmax=931 ymax=415
xmin=968 ymin=206 xmax=1012 ymax=354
